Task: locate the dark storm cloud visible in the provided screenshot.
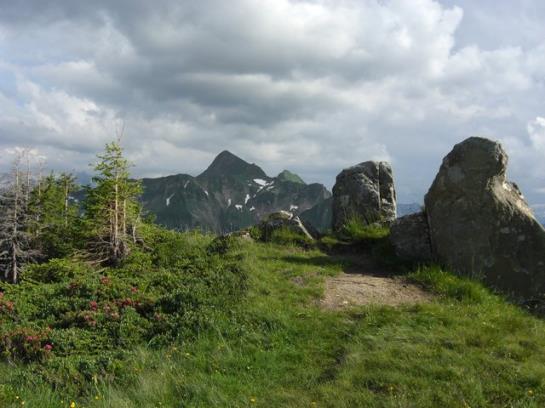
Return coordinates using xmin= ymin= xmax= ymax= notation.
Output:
xmin=0 ymin=0 xmax=544 ymax=204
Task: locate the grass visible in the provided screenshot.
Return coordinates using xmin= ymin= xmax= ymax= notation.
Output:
xmin=1 ymin=232 xmax=545 ymax=407
xmin=337 ymin=216 xmax=390 ymax=242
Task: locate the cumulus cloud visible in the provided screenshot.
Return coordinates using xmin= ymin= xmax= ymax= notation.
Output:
xmin=0 ymin=0 xmax=544 ymax=203
xmin=528 ymin=117 xmax=545 ymax=150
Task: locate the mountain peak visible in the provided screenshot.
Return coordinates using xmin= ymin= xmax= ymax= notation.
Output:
xmin=277 ymin=170 xmax=305 ymax=184
xmin=215 ymin=150 xmax=239 ymax=161
xmin=198 ymin=150 xmax=267 ymax=180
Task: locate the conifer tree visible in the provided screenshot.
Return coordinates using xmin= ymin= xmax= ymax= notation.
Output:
xmin=84 ymin=140 xmax=142 ymax=265
xmin=29 ymin=172 xmax=79 ymax=258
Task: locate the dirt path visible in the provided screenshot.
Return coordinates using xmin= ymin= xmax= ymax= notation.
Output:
xmin=320 ymin=256 xmax=433 ymax=309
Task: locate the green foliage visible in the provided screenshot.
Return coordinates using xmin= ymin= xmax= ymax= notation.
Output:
xmin=338 ymin=216 xmax=390 ymax=242
xmin=83 ymin=140 xmax=143 ymax=264
xmin=22 ymin=259 xmax=84 ymax=284
xmin=267 ymin=227 xmax=315 ymax=248
xmin=29 ymin=173 xmax=81 ymax=259
xmin=93 ymin=242 xmax=545 ymax=408
xmin=0 ymin=227 xmax=247 ymax=400
xmin=206 ymin=234 xmax=243 ymax=255
xmin=0 ymin=326 xmax=53 ymax=363
xmin=248 ymin=225 xmax=263 ymax=241
xmin=409 ymin=265 xmax=491 ymax=304
xmin=1 ymin=237 xmax=545 ymax=407
xmin=1 ymin=142 xmax=544 ymax=407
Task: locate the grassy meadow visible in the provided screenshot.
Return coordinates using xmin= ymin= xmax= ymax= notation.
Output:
xmin=0 ymin=227 xmax=544 ymax=407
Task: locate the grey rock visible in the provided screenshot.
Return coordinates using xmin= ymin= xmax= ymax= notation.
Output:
xmin=424 ymin=136 xmax=545 ymax=299
xmin=390 ymin=212 xmax=432 ymax=262
xmin=332 ymin=161 xmax=396 ymax=231
xmin=259 ymin=211 xmax=315 ymax=241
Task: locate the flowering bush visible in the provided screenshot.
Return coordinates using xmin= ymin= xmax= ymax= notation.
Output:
xmin=0 ymin=327 xmax=53 ymax=362
xmin=0 ymin=226 xmax=247 ymax=396
xmin=0 ymin=292 xmax=15 ymax=316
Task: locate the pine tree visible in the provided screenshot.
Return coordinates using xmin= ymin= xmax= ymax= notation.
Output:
xmin=0 ymin=152 xmax=38 ymax=283
xmin=84 ymin=140 xmax=142 ymax=265
xmin=29 ymin=172 xmax=80 ymax=258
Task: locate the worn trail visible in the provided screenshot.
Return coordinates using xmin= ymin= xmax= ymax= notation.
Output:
xmin=320 ymin=255 xmax=432 ymax=310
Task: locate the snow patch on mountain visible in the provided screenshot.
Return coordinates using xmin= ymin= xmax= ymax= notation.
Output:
xmin=166 ymin=193 xmax=175 ymax=207
xmin=253 ymin=178 xmax=267 ymax=186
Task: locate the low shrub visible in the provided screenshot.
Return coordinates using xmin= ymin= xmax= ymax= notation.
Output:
xmin=268 ymin=227 xmax=315 ymax=248
xmin=0 ymin=326 xmax=53 ymax=363
xmin=0 ymin=227 xmax=248 ymax=395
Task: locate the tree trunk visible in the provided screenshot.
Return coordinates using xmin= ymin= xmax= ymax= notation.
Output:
xmin=11 ymin=169 xmax=20 ymax=284
xmin=113 ymin=172 xmax=119 ymax=261
xmin=122 ymin=199 xmax=127 ymax=237
xmin=64 ymin=181 xmax=69 ymax=227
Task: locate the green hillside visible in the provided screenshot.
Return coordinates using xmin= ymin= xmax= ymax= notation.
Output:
xmin=1 ymin=228 xmax=544 ymax=407
xmin=277 ymin=170 xmax=306 ymax=185
xmin=1 ymin=142 xmax=544 ymax=408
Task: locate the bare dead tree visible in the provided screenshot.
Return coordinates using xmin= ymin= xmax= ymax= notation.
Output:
xmin=0 ymin=151 xmax=39 ymax=283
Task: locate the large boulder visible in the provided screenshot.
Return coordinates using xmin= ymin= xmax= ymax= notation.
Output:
xmin=390 ymin=212 xmax=432 ymax=262
xmin=332 ymin=161 xmax=396 ymax=231
xmin=424 ymin=136 xmax=545 ymax=299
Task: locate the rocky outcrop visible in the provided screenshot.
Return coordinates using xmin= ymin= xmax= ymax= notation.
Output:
xmin=390 ymin=212 xmax=432 ymax=262
xmin=332 ymin=161 xmax=396 ymax=231
xmin=259 ymin=211 xmax=315 ymax=241
xmin=424 ymin=136 xmax=545 ymax=299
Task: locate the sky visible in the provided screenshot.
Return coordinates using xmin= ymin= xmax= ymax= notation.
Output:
xmin=0 ymin=0 xmax=544 ymax=204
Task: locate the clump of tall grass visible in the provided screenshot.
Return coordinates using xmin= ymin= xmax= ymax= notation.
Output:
xmin=337 ymin=215 xmax=390 ymax=243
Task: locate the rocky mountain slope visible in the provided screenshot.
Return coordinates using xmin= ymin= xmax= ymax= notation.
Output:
xmin=141 ymin=151 xmax=331 ymax=233
xmin=532 ymin=205 xmax=545 ymax=226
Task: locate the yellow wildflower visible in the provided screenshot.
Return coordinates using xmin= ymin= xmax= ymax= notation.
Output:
xmin=70 ymin=402 xmax=76 ymax=408
xmin=250 ymin=397 xmax=256 ymax=404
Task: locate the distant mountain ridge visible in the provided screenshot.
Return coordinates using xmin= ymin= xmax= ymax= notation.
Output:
xmin=397 ymin=203 xmax=422 ymax=217
xmin=141 ymin=151 xmax=331 ymax=233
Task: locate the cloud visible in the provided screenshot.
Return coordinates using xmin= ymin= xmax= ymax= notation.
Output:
xmin=0 ymin=0 xmax=544 ymax=204
xmin=528 ymin=116 xmax=545 ymax=151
